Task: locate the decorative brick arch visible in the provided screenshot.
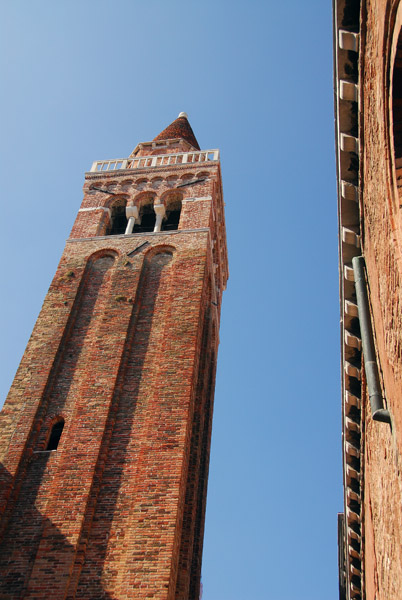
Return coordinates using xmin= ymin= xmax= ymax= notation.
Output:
xmin=142 ymin=244 xmax=176 ymax=261
xmin=132 ymin=190 xmax=156 ymax=207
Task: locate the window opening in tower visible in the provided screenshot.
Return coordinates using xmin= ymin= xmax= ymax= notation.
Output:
xmin=46 ymin=419 xmax=65 ymax=451
xmin=109 ymin=201 xmax=128 ymax=235
xmin=133 ymin=203 xmax=156 ymax=233
xmin=162 ymin=198 xmax=182 ymax=231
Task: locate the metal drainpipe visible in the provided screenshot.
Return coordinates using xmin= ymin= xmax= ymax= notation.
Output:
xmin=352 ymin=256 xmax=391 ymax=423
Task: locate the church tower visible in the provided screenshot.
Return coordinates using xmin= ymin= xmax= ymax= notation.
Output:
xmin=0 ymin=113 xmax=228 ymax=599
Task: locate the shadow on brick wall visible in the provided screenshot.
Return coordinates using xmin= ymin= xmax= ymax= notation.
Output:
xmin=0 ymin=252 xmax=173 ymax=598
xmin=75 ymin=251 xmax=173 ymax=597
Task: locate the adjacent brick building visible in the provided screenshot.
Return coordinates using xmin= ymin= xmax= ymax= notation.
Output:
xmin=0 ymin=113 xmax=228 ymax=599
xmin=334 ymin=1 xmax=402 ymax=598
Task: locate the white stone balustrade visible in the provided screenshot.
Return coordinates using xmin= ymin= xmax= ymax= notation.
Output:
xmin=90 ymin=149 xmax=220 ymax=173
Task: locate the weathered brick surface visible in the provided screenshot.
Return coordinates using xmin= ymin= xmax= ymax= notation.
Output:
xmin=359 ymin=2 xmax=402 ymax=597
xmin=363 ymin=405 xmax=402 ymax=600
xmin=0 ymin=129 xmax=227 ymax=598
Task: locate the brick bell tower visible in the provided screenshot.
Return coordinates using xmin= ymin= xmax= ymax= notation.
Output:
xmin=0 ymin=113 xmax=228 ymax=599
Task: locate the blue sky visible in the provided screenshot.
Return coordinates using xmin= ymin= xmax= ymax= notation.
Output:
xmin=0 ymin=1 xmax=340 ymax=598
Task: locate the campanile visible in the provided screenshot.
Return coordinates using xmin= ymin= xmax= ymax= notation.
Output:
xmin=0 ymin=113 xmax=228 ymax=599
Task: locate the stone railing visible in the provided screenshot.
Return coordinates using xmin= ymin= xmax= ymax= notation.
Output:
xmin=90 ymin=149 xmax=220 ymax=173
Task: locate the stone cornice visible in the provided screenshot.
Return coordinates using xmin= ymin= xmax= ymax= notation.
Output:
xmin=84 ymin=160 xmax=219 ymax=181
xmin=66 ymin=227 xmax=210 ymax=244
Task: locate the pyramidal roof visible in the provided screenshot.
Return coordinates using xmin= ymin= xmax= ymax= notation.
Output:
xmin=153 ymin=112 xmax=200 ymax=150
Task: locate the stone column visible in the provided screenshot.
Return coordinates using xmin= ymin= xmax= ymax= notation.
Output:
xmin=153 ymin=203 xmax=166 ymax=232
xmin=125 ymin=205 xmax=139 ymax=234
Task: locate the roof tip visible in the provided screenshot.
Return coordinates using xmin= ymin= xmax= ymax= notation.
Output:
xmin=152 ymin=113 xmax=200 ymax=150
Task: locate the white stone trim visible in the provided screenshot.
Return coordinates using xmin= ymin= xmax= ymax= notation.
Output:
xmin=344 ymin=265 xmax=355 ymax=282
xmin=345 ymin=330 xmax=362 ymax=350
xmin=340 ymin=133 xmax=360 ymax=153
xmin=345 ymin=361 xmax=361 ymax=380
xmin=345 ymin=390 xmax=360 ymax=409
xmin=345 ymin=300 xmax=359 ymax=317
xmin=79 ymin=206 xmax=111 ymax=218
xmin=183 ymin=196 xmax=212 ymax=202
xmin=339 ymin=30 xmax=359 ymax=52
xmin=340 ymin=80 xmax=359 ymax=102
xmin=341 ymin=181 xmax=359 ymax=202
xmin=342 ymin=227 xmax=361 ymax=248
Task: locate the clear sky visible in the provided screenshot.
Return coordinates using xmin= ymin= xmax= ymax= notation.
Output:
xmin=0 ymin=1 xmax=340 ymax=598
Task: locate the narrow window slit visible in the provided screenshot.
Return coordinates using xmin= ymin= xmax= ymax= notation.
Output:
xmin=47 ymin=419 xmax=65 ymax=451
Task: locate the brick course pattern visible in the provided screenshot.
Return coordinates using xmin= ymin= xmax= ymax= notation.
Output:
xmin=361 ymin=3 xmax=402 ymax=599
xmin=0 ymin=121 xmax=228 ymax=599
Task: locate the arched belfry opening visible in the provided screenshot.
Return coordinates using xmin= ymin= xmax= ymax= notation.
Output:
xmin=108 ymin=198 xmax=128 ymax=235
xmin=392 ymin=29 xmax=402 ymax=198
xmin=133 ymin=200 xmax=156 ymax=233
xmin=163 ymin=193 xmax=182 ymax=231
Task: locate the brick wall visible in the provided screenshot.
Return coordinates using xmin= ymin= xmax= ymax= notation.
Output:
xmin=360 ymin=1 xmax=402 ymax=597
